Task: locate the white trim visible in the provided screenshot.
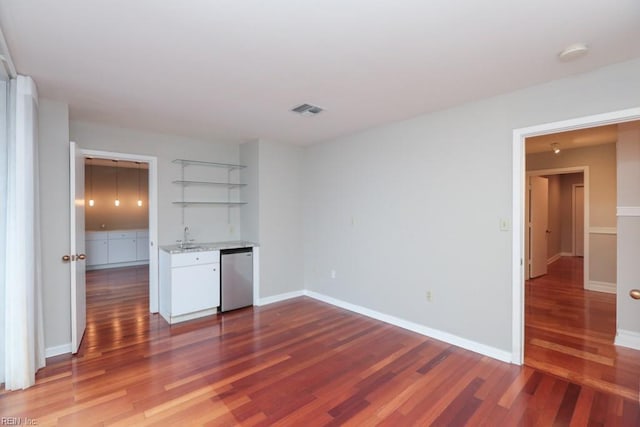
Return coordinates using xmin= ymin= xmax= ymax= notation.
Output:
xmin=86 ymin=260 xmax=149 ymax=271
xmin=589 ymin=227 xmax=617 ymax=235
xmin=585 ymin=281 xmax=616 ymax=294
xmin=572 ymin=184 xmax=585 ymax=257
xmin=257 ymin=290 xmax=305 ymax=306
xmin=252 ymin=246 xmax=260 ymax=306
xmin=167 ymin=308 xmax=217 ymax=324
xmin=305 ymin=291 xmax=512 ymax=363
xmin=560 ymin=252 xmax=574 ymax=257
xmin=547 ymin=253 xmax=562 ymax=265
xmin=45 ymin=343 xmax=71 ymax=358
xmin=615 ymin=329 xmax=640 ymax=351
xmin=617 ymin=206 xmax=640 ymax=217
xmin=80 ymin=149 xmax=159 ymax=313
xmin=512 ymin=107 xmax=640 ymax=365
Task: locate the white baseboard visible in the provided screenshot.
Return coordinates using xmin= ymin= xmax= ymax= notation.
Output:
xmin=615 ymin=329 xmax=640 ymax=351
xmin=585 ymin=281 xmax=616 ymax=294
xmin=257 ymin=290 xmax=305 ymax=306
xmin=547 ymin=253 xmax=562 ymax=265
xmin=87 ymin=260 xmax=149 ymax=271
xmin=560 ymin=252 xmax=574 ymax=257
xmin=45 ymin=343 xmax=71 ymax=358
xmin=304 ymin=290 xmax=512 ymax=364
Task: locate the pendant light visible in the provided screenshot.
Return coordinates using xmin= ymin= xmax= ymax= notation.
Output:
xmin=113 ymin=160 xmax=120 ymax=206
xmin=88 ymin=158 xmax=95 ymax=207
xmin=136 ymin=162 xmax=143 ymax=207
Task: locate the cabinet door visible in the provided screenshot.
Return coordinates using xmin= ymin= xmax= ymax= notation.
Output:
xmin=108 ymin=239 xmax=137 ymax=263
xmin=86 ymin=239 xmax=108 ymax=265
xmin=171 ymin=263 xmax=218 ymax=316
xmin=136 ymin=237 xmax=149 ymax=260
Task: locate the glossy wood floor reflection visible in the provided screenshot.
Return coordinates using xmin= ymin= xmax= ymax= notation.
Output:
xmin=525 ymin=256 xmax=640 ymax=402
xmin=1 ymin=266 xmax=639 ymax=425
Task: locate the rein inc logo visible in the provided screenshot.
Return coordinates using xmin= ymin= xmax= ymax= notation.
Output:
xmin=1 ymin=418 xmax=38 ymax=425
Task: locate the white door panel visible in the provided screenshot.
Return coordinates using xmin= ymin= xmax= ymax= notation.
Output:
xmin=70 ymin=142 xmax=86 ymax=354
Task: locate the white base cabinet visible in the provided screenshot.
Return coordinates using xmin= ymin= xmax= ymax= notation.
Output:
xmin=86 ymin=229 xmax=149 ymax=269
xmin=160 ymin=250 xmax=220 ymax=324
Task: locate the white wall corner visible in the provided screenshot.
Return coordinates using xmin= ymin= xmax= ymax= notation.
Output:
xmin=45 ymin=343 xmax=72 ymax=358
xmin=615 ymin=329 xmax=640 ymax=351
xmin=257 ymin=290 xmax=305 ymax=306
xmin=304 ymin=290 xmax=512 ymax=364
xmin=585 ymin=281 xmax=616 ymax=294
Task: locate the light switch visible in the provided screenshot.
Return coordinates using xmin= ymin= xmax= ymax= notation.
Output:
xmin=499 ymin=218 xmax=510 ymax=231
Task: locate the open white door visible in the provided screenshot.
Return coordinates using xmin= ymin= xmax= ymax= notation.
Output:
xmin=529 ymin=176 xmax=549 ymax=278
xmin=69 ymin=142 xmax=87 ymax=353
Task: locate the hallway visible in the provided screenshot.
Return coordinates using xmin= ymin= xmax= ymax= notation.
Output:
xmin=525 ymin=256 xmax=640 ymax=401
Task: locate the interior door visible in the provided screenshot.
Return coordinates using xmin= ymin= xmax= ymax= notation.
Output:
xmin=69 ymin=142 xmax=87 ymax=353
xmin=530 ymin=176 xmax=549 ymax=278
xmin=574 ymin=185 xmax=585 ymax=256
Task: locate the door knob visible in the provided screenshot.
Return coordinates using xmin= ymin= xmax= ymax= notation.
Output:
xmin=62 ymin=255 xmax=71 ymax=262
xmin=77 ymin=254 xmax=87 ymax=260
xmin=630 ymin=289 xmax=640 ymax=300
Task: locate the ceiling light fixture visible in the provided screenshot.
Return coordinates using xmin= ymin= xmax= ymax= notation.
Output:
xmin=113 ymin=160 xmax=120 ymax=206
xmin=551 ymin=143 xmax=561 ymax=154
xmin=558 ymin=43 xmax=589 ymax=62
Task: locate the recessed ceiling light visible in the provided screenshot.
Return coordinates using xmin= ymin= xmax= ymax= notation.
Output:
xmin=558 ymin=43 xmax=589 ymax=62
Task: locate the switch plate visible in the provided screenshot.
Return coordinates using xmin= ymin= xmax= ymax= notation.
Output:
xmin=331 ymin=269 xmax=336 ymax=279
xmin=499 ymin=218 xmax=510 ymax=231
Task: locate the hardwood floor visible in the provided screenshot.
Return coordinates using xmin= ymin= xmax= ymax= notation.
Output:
xmin=1 ymin=265 xmax=639 ymax=425
xmin=525 ymin=256 xmax=640 ymax=402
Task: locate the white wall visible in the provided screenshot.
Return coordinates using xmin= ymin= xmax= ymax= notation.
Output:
xmin=257 ymin=140 xmax=304 ymax=298
xmin=70 ymin=121 xmax=242 ymax=245
xmin=303 ymin=58 xmax=640 ymax=354
xmin=38 ymin=99 xmax=71 ymax=349
xmin=240 ymin=140 xmax=259 ymax=243
xmin=39 ymin=118 xmax=243 ymax=351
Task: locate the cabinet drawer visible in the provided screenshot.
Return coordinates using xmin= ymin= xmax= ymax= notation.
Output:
xmin=170 ymin=251 xmax=219 ymax=267
xmin=136 ymin=230 xmax=149 ymax=238
xmin=86 ymin=231 xmax=108 ymax=241
xmin=108 ymin=231 xmax=137 ymax=240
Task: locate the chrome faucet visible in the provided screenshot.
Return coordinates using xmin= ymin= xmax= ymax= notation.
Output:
xmin=183 ymin=226 xmax=190 ymax=244
xmin=177 ymin=226 xmax=193 ymax=248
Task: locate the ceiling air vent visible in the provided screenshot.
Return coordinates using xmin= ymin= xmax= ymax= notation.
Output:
xmin=291 ymin=103 xmax=324 ymax=116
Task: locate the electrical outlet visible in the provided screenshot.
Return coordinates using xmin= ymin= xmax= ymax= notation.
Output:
xmin=426 ymin=291 xmax=432 ymax=302
xmin=331 ymin=269 xmax=336 ymax=279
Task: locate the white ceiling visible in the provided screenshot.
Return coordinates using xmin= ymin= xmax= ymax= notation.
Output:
xmin=1 ymin=1 xmax=639 ymax=145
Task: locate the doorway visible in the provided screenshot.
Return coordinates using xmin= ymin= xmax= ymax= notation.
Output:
xmin=71 ymin=147 xmax=158 ymax=354
xmin=511 ymin=107 xmax=640 ymax=365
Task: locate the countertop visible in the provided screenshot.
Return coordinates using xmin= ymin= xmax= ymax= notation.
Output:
xmin=160 ymin=240 xmax=257 ymax=254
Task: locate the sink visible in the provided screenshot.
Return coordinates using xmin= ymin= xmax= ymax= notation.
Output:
xmin=179 ymin=244 xmax=202 ymax=250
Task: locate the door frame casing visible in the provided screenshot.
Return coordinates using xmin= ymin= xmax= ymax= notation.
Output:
xmin=79 ymin=148 xmax=159 ymax=313
xmin=572 ymin=184 xmax=585 ymax=256
xmin=511 ymin=107 xmax=640 ymax=365
xmin=526 ymin=167 xmax=589 ymax=284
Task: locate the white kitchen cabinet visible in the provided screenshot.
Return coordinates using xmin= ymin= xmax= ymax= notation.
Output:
xmin=136 ymin=231 xmax=149 ymax=261
xmin=108 ymin=231 xmax=137 ymax=264
xmin=159 ymin=250 xmax=220 ymax=324
xmin=85 ymin=229 xmax=149 ymax=269
xmin=86 ymin=232 xmax=109 ymax=266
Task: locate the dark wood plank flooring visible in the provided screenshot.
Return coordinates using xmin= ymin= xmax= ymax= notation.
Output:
xmin=525 ymin=256 xmax=640 ymax=402
xmin=0 ymin=265 xmax=638 ymax=425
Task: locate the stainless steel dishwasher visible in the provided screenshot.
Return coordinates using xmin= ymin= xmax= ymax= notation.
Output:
xmin=220 ymin=247 xmax=253 ymax=312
